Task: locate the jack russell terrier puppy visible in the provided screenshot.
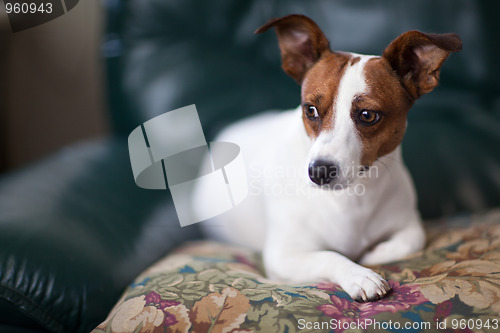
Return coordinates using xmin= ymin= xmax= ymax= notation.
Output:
xmin=195 ymin=14 xmax=462 ymax=302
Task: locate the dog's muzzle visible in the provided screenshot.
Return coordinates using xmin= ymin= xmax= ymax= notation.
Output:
xmin=308 ymin=159 xmax=339 ymax=186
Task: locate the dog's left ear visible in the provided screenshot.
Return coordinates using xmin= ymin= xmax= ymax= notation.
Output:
xmin=255 ymin=14 xmax=330 ymax=84
xmin=383 ymin=31 xmax=462 ymax=99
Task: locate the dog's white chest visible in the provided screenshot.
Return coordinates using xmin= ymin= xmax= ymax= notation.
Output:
xmin=266 ymin=174 xmax=392 ymax=259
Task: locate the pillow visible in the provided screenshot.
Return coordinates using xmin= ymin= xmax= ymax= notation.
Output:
xmin=93 ymin=209 xmax=500 ymax=333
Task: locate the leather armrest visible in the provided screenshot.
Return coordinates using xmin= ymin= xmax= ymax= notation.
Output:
xmin=0 ymin=139 xmax=201 ymax=332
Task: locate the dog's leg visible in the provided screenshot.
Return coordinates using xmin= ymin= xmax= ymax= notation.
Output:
xmin=359 ymin=222 xmax=425 ymax=266
xmin=263 ymin=243 xmax=391 ymax=302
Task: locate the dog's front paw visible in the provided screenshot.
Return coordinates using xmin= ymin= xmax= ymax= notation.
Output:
xmin=340 ymin=266 xmax=391 ymax=302
xmin=359 ymin=242 xmax=395 ymax=266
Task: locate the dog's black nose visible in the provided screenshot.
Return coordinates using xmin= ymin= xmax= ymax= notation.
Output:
xmin=308 ymin=159 xmax=338 ymax=185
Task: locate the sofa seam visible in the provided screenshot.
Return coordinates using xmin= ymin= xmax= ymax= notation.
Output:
xmin=0 ymin=282 xmax=68 ymax=333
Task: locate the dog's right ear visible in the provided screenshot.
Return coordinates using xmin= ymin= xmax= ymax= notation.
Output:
xmin=383 ymin=31 xmax=462 ymax=99
xmin=256 ymin=15 xmax=330 ymax=84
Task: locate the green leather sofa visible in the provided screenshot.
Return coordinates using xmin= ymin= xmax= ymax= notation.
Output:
xmin=1 ymin=0 xmax=499 ymax=332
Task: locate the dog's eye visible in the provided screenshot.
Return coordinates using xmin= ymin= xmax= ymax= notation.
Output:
xmin=305 ymin=105 xmax=319 ymax=120
xmin=359 ymin=110 xmax=381 ymax=125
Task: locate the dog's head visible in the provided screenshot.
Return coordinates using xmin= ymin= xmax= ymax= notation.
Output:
xmin=256 ymin=14 xmax=461 ymax=189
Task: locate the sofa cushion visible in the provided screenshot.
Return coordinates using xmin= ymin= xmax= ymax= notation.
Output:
xmin=92 ymin=209 xmax=500 ymax=332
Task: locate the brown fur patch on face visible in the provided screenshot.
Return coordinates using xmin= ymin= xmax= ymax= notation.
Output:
xmin=354 ymin=58 xmax=413 ymax=166
xmin=301 ymin=52 xmax=351 ymax=138
xmin=349 ymin=56 xmax=361 ymax=66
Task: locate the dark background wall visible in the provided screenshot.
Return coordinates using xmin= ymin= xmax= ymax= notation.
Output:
xmin=0 ymin=0 xmax=108 ymax=173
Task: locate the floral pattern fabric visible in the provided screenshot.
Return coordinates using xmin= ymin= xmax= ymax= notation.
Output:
xmin=93 ymin=210 xmax=500 ymax=332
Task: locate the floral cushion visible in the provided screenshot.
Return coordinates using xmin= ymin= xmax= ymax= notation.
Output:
xmin=93 ymin=209 xmax=500 ymax=333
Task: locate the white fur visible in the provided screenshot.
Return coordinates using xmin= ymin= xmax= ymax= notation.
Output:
xmin=194 ymin=55 xmax=425 ymax=302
